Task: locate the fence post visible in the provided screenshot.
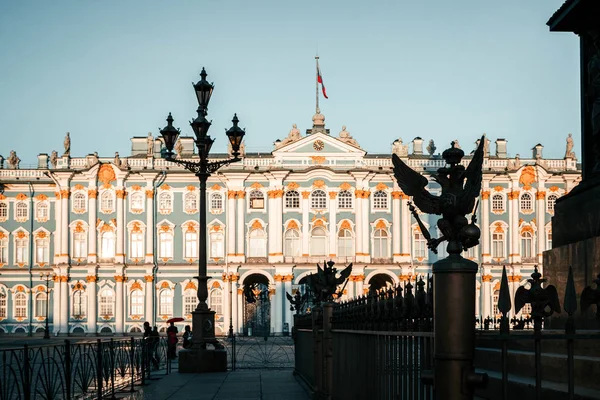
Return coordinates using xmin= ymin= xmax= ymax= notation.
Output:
xmin=130 ymin=337 xmax=136 ymax=392
xmin=96 ymin=339 xmax=103 ymax=400
xmin=313 ymin=308 xmax=323 ymax=397
xmin=65 ymin=340 xmax=72 ymax=400
xmin=322 ymin=303 xmax=333 ymax=400
xmin=110 ymin=339 xmax=116 ymax=399
xmin=23 ymin=345 xmax=30 ymax=400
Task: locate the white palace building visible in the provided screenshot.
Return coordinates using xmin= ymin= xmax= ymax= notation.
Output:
xmin=0 ymin=111 xmax=581 ymax=335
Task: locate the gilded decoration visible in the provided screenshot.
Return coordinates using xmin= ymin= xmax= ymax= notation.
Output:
xmin=16 ymin=231 xmax=27 ymax=239
xmin=269 ymin=288 xmax=276 ymax=296
xmin=35 ymin=194 xmax=48 ymax=201
xmin=375 ymin=220 xmax=387 ymax=229
xmin=16 ymin=193 xmax=27 ymax=200
xmin=227 ymin=191 xmax=237 ymax=199
xmin=287 ymin=182 xmax=299 ymax=190
xmin=340 ymin=220 xmax=352 ymax=230
xmin=549 ymin=186 xmax=559 ymax=192
xmin=521 ymin=225 xmax=534 ymax=234
xmin=114 ymin=275 xmax=125 ymax=283
xmin=160 ymin=225 xmax=171 ymax=232
xmin=493 ymin=222 xmax=504 ymax=233
xmin=74 ymin=222 xmax=85 ymax=233
xmin=184 ymin=281 xmax=196 ymax=290
xmin=74 ymin=184 xmax=85 ymax=191
xmin=145 ymin=190 xmax=154 ymax=199
xmin=100 ymin=223 xmax=114 ymax=233
xmin=59 ymin=276 xmax=69 ymax=283
xmin=60 ymin=190 xmax=70 ymax=199
xmin=274 ymin=274 xmax=283 ymax=282
xmin=519 ymin=166 xmax=537 ymax=190
xmin=251 ymin=220 xmax=263 ymax=230
xmin=144 ymin=275 xmax=154 ymax=282
xmin=493 ymin=282 xmax=501 ymax=291
xmin=55 ymin=192 xmax=61 ymax=199
xmin=481 ymin=191 xmax=490 ymax=200
xmin=310 ymin=156 xmax=326 ymax=164
xmin=210 ymin=184 xmax=221 ymax=191
xmin=116 ymin=189 xmax=126 ymax=199
xmin=0 ymin=194 xmax=5 ymax=200
xmin=339 ymin=182 xmax=352 ymax=191
xmin=88 ymin=189 xmax=98 ymax=199
xmin=399 ymin=275 xmax=410 ymax=282
xmin=131 ymin=185 xmax=142 ymax=191
xmin=301 ymin=191 xmax=310 ymax=199
xmin=160 ymin=282 xmax=170 ymax=289
xmin=313 ymin=219 xmax=324 ymax=227
xmin=518 ymin=218 xmax=524 ymax=225
xmin=391 ymin=191 xmax=402 ymax=199
xmin=312 ymin=180 xmax=325 ymax=188
xmin=211 ymin=281 xmax=221 ymax=289
xmin=131 ymin=222 xmax=142 ymax=233
xmin=131 ymin=281 xmax=142 ymax=291
xmin=185 ymin=222 xmax=198 ymax=233
xmin=283 ymin=275 xmax=293 ymax=282
xmin=160 ymin=183 xmax=171 ymax=191
xmin=231 ymin=274 xmax=239 ymax=282
xmin=250 ymin=182 xmax=263 ymax=189
xmin=493 ymin=186 xmax=504 ymax=192
xmin=328 ymin=191 xmax=337 ymax=199
xmin=0 ymin=232 xmax=5 ymax=239
xmin=98 ymin=164 xmax=116 ymax=188
xmin=210 ymin=225 xmax=221 ymax=232
xmin=72 ymin=282 xmax=84 ymax=291
xmin=36 ymin=231 xmax=47 ymax=239
xmin=482 ymin=275 xmax=493 ymax=282
xmin=536 ymin=191 xmax=546 ymax=200
xmin=86 ymin=276 xmax=97 ymax=283
xmin=235 ymin=190 xmax=245 ymax=198
xmin=375 ymin=183 xmax=388 ymax=191
xmin=286 ymin=220 xmax=299 ymax=230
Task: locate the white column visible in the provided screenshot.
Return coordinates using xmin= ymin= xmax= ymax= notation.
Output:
xmin=536 ymin=185 xmax=546 ymax=264
xmin=269 ymin=288 xmax=276 ymax=334
xmin=392 ymin=192 xmax=401 ymax=262
xmin=88 ymin=189 xmax=97 ymax=263
xmin=284 ymin=277 xmax=293 ymax=331
xmin=59 ymin=275 xmax=68 ymax=333
xmin=145 ymin=189 xmax=154 ymax=264
xmin=354 ymin=190 xmax=363 ymax=258
xmin=481 ymin=190 xmax=490 ymax=263
xmin=52 ymin=274 xmax=61 ymax=333
xmin=268 ymin=191 xmax=277 ymax=262
xmin=227 ymin=191 xmax=236 ymax=261
xmin=61 ymin=191 xmax=69 ymax=263
xmin=222 ymin=275 xmax=231 ymax=333
xmin=87 ymin=275 xmax=97 ymax=334
xmin=301 ymin=192 xmax=309 ymax=257
xmin=400 ymin=195 xmax=411 ymax=261
xmin=346 ymin=277 xmax=355 ymax=299
xmin=274 ymin=277 xmax=283 ymax=334
xmin=53 ymin=192 xmax=62 ymax=265
xmin=236 ymin=192 xmax=245 ymax=261
xmin=145 ymin=275 xmax=154 ymax=326
xmin=509 ymin=186 xmax=520 ymax=263
xmin=116 ymin=188 xmax=125 ymax=264
xmin=481 ymin=269 xmax=492 ymax=319
xmin=355 ymin=276 xmax=364 ymax=296
xmin=362 ymin=190 xmax=371 ymax=262
xmin=273 ymin=190 xmax=284 ymax=262
xmin=115 ymin=275 xmax=124 ymax=333
xmin=232 ymin=279 xmax=239 ymax=332
xmin=328 ymin=192 xmax=337 ymax=258
xmin=237 ymin=287 xmax=243 ymax=334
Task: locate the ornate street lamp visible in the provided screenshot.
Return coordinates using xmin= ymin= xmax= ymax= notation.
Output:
xmin=160 ymin=68 xmax=245 ymax=373
xmin=40 ymin=272 xmax=54 ymax=339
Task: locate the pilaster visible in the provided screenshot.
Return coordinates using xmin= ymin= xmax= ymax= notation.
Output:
xmin=274 ymin=274 xmax=283 ymax=333
xmin=231 ymin=275 xmax=239 ymax=332
xmin=236 ymin=287 xmax=243 ymax=334
xmin=392 ymin=191 xmax=402 ymax=262
xmin=52 ymin=274 xmax=61 ymax=333
xmin=328 ymin=192 xmax=337 ymax=258
xmin=60 ymin=189 xmax=69 ymax=264
xmin=481 ymin=268 xmax=492 ymax=319
xmin=144 ymin=275 xmax=154 ymax=326
xmin=226 ymin=191 xmax=237 ymax=262
xmin=400 ymin=193 xmax=411 ymax=262
xmin=283 ymin=275 xmax=293 ymax=332
xmin=536 ymin=183 xmax=546 ymax=264
xmin=88 ymin=188 xmax=98 ymax=263
xmin=53 ymin=192 xmax=62 ymax=265
xmin=115 ymin=273 xmax=125 ymax=333
xmin=115 ymin=187 xmax=126 ymax=264
xmin=301 ymin=191 xmax=310 ymax=257
xmin=509 ymin=183 xmax=520 ymax=264
xmin=59 ymin=274 xmax=69 ymax=333
xmin=236 ymin=191 xmax=245 ymax=262
xmin=145 ymin=188 xmax=154 ymax=264
xmin=481 ymin=187 xmax=491 ymax=264
xmin=361 ymin=189 xmax=370 ymax=263
xmin=86 ymin=274 xmax=97 ymax=334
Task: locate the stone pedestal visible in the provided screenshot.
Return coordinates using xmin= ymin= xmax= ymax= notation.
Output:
xmin=178 ymin=308 xmax=227 ymax=373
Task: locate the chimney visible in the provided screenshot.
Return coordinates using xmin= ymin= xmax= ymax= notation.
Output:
xmin=412 ymin=137 xmax=424 ymax=155
xmin=533 ymin=143 xmax=543 ymax=159
xmin=495 ymin=139 xmax=507 ymax=158
xmin=37 ymin=153 xmax=48 ymax=169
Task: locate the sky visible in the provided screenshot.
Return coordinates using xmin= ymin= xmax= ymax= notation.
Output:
xmin=0 ymin=0 xmax=580 ymax=166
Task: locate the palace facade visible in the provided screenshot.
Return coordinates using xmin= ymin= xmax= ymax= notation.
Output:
xmin=0 ymin=113 xmax=581 ymax=335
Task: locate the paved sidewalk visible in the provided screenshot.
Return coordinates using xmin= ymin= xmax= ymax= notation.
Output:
xmin=119 ymin=370 xmax=311 ymax=400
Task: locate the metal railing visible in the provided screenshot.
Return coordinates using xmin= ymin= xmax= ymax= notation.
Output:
xmin=0 ymin=337 xmax=171 ymax=400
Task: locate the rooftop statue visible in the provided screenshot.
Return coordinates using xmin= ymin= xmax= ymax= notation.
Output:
xmin=275 ymin=124 xmax=302 ymax=149
xmin=565 ymin=133 xmax=576 ymax=158
xmin=63 ymin=132 xmax=71 ymax=156
xmin=392 ymin=138 xmax=408 ymax=157
xmin=147 ymin=133 xmax=154 ymax=156
xmin=50 ymin=150 xmax=58 ymax=169
xmin=7 ymin=150 xmax=20 ymax=170
xmin=426 ymin=139 xmax=436 ymax=156
xmin=338 ymin=125 xmax=360 ymax=148
xmin=175 ymin=139 xmax=184 ymax=159
xmin=392 ymin=137 xmax=485 ymax=255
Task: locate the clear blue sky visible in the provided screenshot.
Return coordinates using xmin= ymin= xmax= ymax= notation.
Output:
xmin=0 ymin=0 xmax=579 ymax=165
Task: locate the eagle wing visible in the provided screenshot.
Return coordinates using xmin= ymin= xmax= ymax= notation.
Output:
xmin=581 ymin=286 xmax=598 ymax=312
xmin=286 ymin=292 xmax=294 ymax=303
xmin=459 ymin=135 xmax=485 ymax=214
xmin=545 ymin=285 xmax=562 ymax=314
xmin=392 ymin=154 xmax=441 ymax=214
xmin=514 ymin=286 xmax=530 ymax=314
xmin=336 ymin=263 xmax=353 ymax=285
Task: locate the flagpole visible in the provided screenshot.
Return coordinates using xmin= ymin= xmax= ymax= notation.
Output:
xmin=315 ymin=55 xmax=320 ymax=113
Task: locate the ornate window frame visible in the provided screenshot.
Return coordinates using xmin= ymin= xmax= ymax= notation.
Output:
xmin=72 ymin=190 xmax=87 ymax=214
xmin=128 ymin=280 xmax=145 ymax=319
xmin=246 ymin=219 xmax=268 ymax=258
xmin=371 ymin=190 xmax=389 ymax=212
xmin=411 ymin=223 xmax=429 ymax=261
xmin=491 ymin=192 xmax=506 ymax=215
xmin=519 ymin=191 xmax=534 ymax=214
xmin=248 ymin=189 xmax=266 ymax=212
xmin=208 ymin=222 xmax=225 ymax=260
xmin=70 ymin=220 xmax=88 ymax=261
xmin=337 ymin=220 xmax=355 ymax=258
xmin=158 ymin=191 xmax=173 ymax=215
xmin=33 ymin=228 xmax=50 ymax=267
xmin=14 ymin=200 xmax=29 ymax=222
xmin=156 ymin=281 xmax=175 ymax=319
xmin=0 ymin=195 xmax=8 ymax=222
xmin=310 ymin=189 xmax=328 ymax=211
xmin=13 ymin=286 xmax=29 ymax=320
xmin=337 ymin=190 xmax=354 ymax=210
xmin=0 ymin=228 xmax=9 ymax=266
xmin=546 ymin=193 xmax=558 ymax=214
xmin=98 ymin=284 xmax=115 ymax=319
xmin=72 ymin=287 xmax=87 ymax=319
xmin=184 ymin=190 xmax=200 ymax=215
xmin=35 ymin=195 xmax=50 ymax=222
xmin=0 ymin=285 xmax=7 ymax=320
xmin=208 ymin=191 xmax=222 ymax=215
xmin=284 ymin=190 xmax=300 ymax=209
xmin=283 ymin=227 xmax=301 ymax=257
xmin=129 ymin=190 xmax=145 ymax=214
xmin=490 ymin=221 xmax=509 ymax=261
xmin=97 ymin=221 xmax=117 ymax=261
xmin=127 ymin=221 xmax=146 ymax=262
xmin=181 ymin=279 xmax=198 ymax=318
xmin=12 ymin=228 xmax=29 ymax=267
xmin=99 ymin=190 xmax=115 ymax=214
xmin=181 ymin=221 xmax=199 ymax=261
xmin=157 ymin=220 xmax=175 ymax=261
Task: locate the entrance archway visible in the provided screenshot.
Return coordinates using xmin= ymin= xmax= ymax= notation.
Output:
xmin=242 ymin=273 xmax=271 ymax=337
xmin=368 ymin=273 xmax=394 ymax=295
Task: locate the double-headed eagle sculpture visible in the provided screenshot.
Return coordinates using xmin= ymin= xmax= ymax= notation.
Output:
xmin=392 ymin=136 xmax=485 ymax=256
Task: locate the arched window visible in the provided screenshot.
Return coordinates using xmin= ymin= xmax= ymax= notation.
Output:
xmin=521 ymin=231 xmax=533 ymax=258
xmin=373 ymin=229 xmax=389 ymax=258
xmin=36 ymin=202 xmax=49 ymax=221
xmin=284 ymin=229 xmax=301 ymax=257
xmin=73 ymin=290 xmax=86 ymax=318
xmin=413 ymin=230 xmax=427 ymax=259
xmin=14 ymin=292 xmax=27 ymax=318
xmin=249 ymin=190 xmax=264 ymax=209
xmin=522 ymin=303 xmax=532 ymax=317
xmin=491 ymin=194 xmax=504 ymax=212
xmin=285 ymin=191 xmax=300 ymax=209
xmin=547 ymin=194 xmax=557 ymax=213
xmin=100 ymin=191 xmax=114 ymax=213
xmin=130 ymin=289 xmax=144 ymax=316
xmin=100 ymin=231 xmax=115 ymax=258
xmin=130 ymin=192 xmax=144 ymax=212
xmin=209 ymin=193 xmax=222 ymax=212
xmin=0 ymin=202 xmax=7 ymax=220
xmin=0 ymin=292 xmax=6 ymax=318
xmin=520 ymin=193 xmax=533 ymax=211
xmin=311 ymin=190 xmax=327 ymax=209
xmin=210 ymin=231 xmax=224 ymax=258
xmin=183 ymin=289 xmax=197 ymax=314
xmin=35 ymin=292 xmax=47 ymax=318
xmin=73 ymin=192 xmax=87 ymax=213
xmin=15 ymin=233 xmax=28 ymax=264
xmin=338 ymin=190 xmax=353 ymax=209
xmin=130 ymin=231 xmax=144 ymax=259
xmin=248 ymin=228 xmax=267 ymax=257
xmin=492 ymin=232 xmax=505 ymax=258
xmin=337 ymin=229 xmax=354 ymax=258
xmin=159 ymin=289 xmax=173 ymax=316
xmin=73 ymin=231 xmax=87 ymax=259
xmin=0 ymin=234 xmax=8 ymax=264
xmin=158 ymin=230 xmax=173 ymax=259
xmin=546 ymin=230 xmax=552 ymax=250
xmin=35 ymin=236 xmax=49 ymax=264
xmin=373 ymin=191 xmax=388 ymax=210
xmin=492 ymin=290 xmax=500 ymax=317
xmin=99 ymin=288 xmax=114 ymax=316
xmin=184 ymin=231 xmax=198 ymax=259
xmin=210 ymin=289 xmax=223 ymax=315
xmin=15 ymin=202 xmax=28 ymax=220
xmin=158 ymin=192 xmax=172 ymax=213
xmin=310 ymin=227 xmax=327 ymax=256
xmin=186 ymin=192 xmax=199 ymax=213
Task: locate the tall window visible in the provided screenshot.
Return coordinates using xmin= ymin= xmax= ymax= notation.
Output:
xmin=130 ymin=231 xmax=144 ymax=259
xmin=285 ymin=190 xmax=300 ymax=209
xmin=186 ymin=192 xmax=199 ymax=213
xmin=0 ymin=202 xmax=7 ymax=220
xmin=130 ymin=192 xmax=144 ymax=212
xmin=15 ymin=292 xmax=27 ymax=318
xmin=73 ymin=192 xmax=87 ymax=213
xmin=0 ymin=294 xmax=6 ymax=318
xmin=547 ymin=194 xmax=557 ymax=213
xmin=373 ymin=229 xmax=389 ymax=258
xmin=210 ymin=289 xmax=223 ymax=315
xmin=158 ymin=231 xmax=173 ymax=259
xmin=373 ymin=191 xmax=388 ymax=210
xmin=100 ymin=231 xmax=115 ymax=258
xmin=492 ymin=232 xmax=505 ymax=258
xmin=35 ymin=236 xmax=49 ymax=264
xmin=35 ymin=293 xmax=47 ymax=318
xmin=284 ymin=229 xmax=301 ymax=257
xmin=159 ymin=289 xmax=173 ymax=316
xmin=0 ymin=235 xmax=8 ymax=264
xmin=16 ymin=234 xmax=28 ymax=264
xmin=159 ymin=192 xmax=172 ymax=213
xmin=413 ymin=230 xmax=427 ymax=259
xmin=100 ymin=191 xmax=114 ymax=213
xmin=248 ymin=229 xmax=267 ymax=257
xmin=492 ymin=194 xmax=504 ymax=212
xmin=130 ymin=289 xmax=144 ymax=316
xmin=73 ymin=231 xmax=87 ymax=258
xmin=249 ymin=190 xmax=264 ymax=209
xmin=492 ymin=291 xmax=500 ymax=317
xmin=311 ymin=190 xmax=327 ymax=209
xmin=337 ymin=229 xmax=354 ymax=258
xmin=547 ymin=230 xmax=552 ymax=250
xmin=465 ymin=245 xmax=478 ymax=259
xmin=99 ymin=288 xmax=114 ymax=316
xmin=183 ymin=289 xmax=197 ymax=314
xmin=521 ymin=231 xmax=533 ymax=258
xmin=338 ymin=190 xmax=353 ymax=209
xmin=210 ymin=231 xmax=224 ymax=258
xmin=310 ymin=227 xmax=327 ymax=256
xmin=184 ymin=231 xmax=198 ymax=259
xmin=36 ymin=202 xmax=49 ymax=221
xmin=73 ymin=290 xmax=86 ymax=318
xmin=15 ymin=202 xmax=28 ymax=220
xmin=209 ymin=193 xmax=221 ymax=212
xmin=520 ymin=193 xmax=533 ymax=211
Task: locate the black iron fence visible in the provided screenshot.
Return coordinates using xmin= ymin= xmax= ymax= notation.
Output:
xmin=0 ymin=337 xmax=171 ymax=400
xmin=221 ymin=335 xmax=295 ymax=370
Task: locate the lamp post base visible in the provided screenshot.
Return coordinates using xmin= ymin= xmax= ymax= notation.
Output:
xmin=178 ymin=309 xmax=227 ymax=373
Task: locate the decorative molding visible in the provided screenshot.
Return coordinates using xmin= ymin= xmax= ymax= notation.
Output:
xmin=88 ymin=189 xmax=98 ymax=199
xmin=145 ymin=190 xmax=154 ymax=199
xmin=536 ymin=191 xmax=546 ymax=200
xmin=301 ymin=191 xmax=310 ymax=199
xmin=375 ymin=183 xmax=388 ymax=191
xmin=16 ymin=193 xmax=28 ymax=200
xmin=250 ymin=182 xmax=263 ymax=189
xmin=310 ymin=156 xmax=326 ymax=164
xmin=251 ymin=220 xmax=263 ymax=230
xmin=312 ymin=180 xmax=325 ymax=188
xmin=481 ymin=191 xmax=490 ymax=200
xmin=98 ymin=164 xmax=116 ymax=188
xmin=328 ymin=191 xmax=337 ymax=199
xmin=519 ymin=166 xmax=536 ymax=190
xmin=287 ymin=182 xmax=299 ymax=190
xmin=286 ymin=220 xmax=299 ymax=230
xmin=482 ymin=274 xmax=493 ymax=282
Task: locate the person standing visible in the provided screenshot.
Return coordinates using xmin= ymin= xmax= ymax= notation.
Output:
xmin=167 ymin=322 xmax=179 ymax=359
xmin=182 ymin=325 xmax=192 ymax=349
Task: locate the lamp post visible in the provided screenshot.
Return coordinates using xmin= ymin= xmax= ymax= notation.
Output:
xmin=40 ymin=272 xmax=53 ymax=339
xmin=160 ymin=68 xmax=245 ymax=373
